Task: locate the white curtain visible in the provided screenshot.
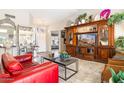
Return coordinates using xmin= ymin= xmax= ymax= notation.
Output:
xmin=32 ymin=27 xmax=46 ymax=52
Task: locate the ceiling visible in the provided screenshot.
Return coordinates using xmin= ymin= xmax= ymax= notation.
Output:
xmin=28 ymin=9 xmax=124 ymax=24
xmin=0 ymin=9 xmax=124 ymax=29
xmin=28 ymin=9 xmax=79 ymax=25
xmin=22 ymin=9 xmax=124 ymax=27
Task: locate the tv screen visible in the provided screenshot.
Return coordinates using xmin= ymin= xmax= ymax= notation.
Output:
xmin=78 ymin=34 xmax=96 ymax=46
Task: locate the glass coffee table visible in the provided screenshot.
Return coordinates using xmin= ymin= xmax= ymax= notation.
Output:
xmin=38 ymin=52 xmax=79 ymax=81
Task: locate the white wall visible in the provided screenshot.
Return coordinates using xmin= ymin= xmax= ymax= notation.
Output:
xmin=115 ymin=22 xmax=124 ymax=39
xmin=0 ymin=10 xmax=31 ymax=26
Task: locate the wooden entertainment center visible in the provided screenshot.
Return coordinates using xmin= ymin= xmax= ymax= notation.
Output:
xmin=64 ymin=20 xmax=115 ymax=63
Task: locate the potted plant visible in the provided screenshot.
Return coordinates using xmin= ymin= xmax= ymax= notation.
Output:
xmin=115 ymin=36 xmax=124 ymax=53
xmin=109 ymin=68 xmax=124 ymax=83
xmin=108 ymin=12 xmax=124 ymax=25
xmin=77 ymin=13 xmax=87 ymax=24
xmin=59 ymin=51 xmax=70 ymax=60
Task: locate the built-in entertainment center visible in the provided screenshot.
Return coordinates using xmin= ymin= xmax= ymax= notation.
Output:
xmin=65 ymin=20 xmax=115 ymax=63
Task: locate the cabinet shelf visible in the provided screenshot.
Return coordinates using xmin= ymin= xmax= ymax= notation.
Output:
xmin=65 ymin=20 xmax=107 ymax=29
xmin=75 ymin=31 xmax=98 ymax=35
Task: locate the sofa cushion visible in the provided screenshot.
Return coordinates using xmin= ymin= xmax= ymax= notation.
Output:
xmin=2 ymin=53 xmax=23 ymax=74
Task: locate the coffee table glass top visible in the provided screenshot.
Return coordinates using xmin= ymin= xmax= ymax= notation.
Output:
xmin=54 ymin=57 xmax=78 ymax=66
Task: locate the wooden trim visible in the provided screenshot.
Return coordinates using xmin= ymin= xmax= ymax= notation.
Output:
xmin=75 ymin=31 xmax=98 ymax=34
xmin=65 ymin=20 xmax=107 ymax=29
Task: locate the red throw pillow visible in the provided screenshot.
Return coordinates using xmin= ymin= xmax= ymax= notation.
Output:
xmin=2 ymin=53 xmax=23 ymax=74
xmin=8 ymin=61 xmax=23 ymax=72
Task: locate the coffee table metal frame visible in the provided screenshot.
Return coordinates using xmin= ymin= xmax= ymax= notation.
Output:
xmin=41 ymin=57 xmax=79 ymax=81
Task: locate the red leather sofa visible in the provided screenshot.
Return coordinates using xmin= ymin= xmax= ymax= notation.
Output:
xmin=0 ymin=53 xmax=58 ymax=83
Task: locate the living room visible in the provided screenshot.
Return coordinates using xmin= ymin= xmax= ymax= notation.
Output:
xmin=0 ymin=9 xmax=124 ymax=83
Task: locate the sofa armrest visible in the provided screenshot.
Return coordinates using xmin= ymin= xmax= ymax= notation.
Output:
xmin=108 ymin=58 xmax=124 ymax=66
xmin=0 ymin=69 xmax=10 ymax=78
xmin=0 ymin=63 xmax=10 ymax=78
xmin=14 ymin=54 xmax=32 ymax=63
xmin=101 ymin=64 xmax=124 ymax=82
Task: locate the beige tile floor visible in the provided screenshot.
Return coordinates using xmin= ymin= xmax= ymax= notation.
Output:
xmin=59 ymin=59 xmax=105 ymax=83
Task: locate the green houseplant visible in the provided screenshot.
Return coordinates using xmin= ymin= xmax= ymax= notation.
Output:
xmin=108 ymin=12 xmax=124 ymax=25
xmin=77 ymin=13 xmax=87 ymax=23
xmin=109 ymin=68 xmax=124 ymax=83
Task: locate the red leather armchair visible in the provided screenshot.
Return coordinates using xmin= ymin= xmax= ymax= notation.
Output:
xmin=0 ymin=53 xmax=58 ymax=83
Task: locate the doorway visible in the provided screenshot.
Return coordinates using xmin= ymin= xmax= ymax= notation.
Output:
xmin=51 ymin=31 xmax=59 ymax=56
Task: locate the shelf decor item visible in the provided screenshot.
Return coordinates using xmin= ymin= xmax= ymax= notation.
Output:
xmin=107 ymin=12 xmax=124 ymax=25
xmin=100 ymin=9 xmax=111 ymax=20
xmin=109 ymin=67 xmax=124 ymax=83
xmin=48 ymin=52 xmax=54 ymax=58
xmin=94 ymin=14 xmax=100 ymax=21
xmin=77 ymin=13 xmax=87 ymax=24
xmin=88 ymin=15 xmax=93 ymax=22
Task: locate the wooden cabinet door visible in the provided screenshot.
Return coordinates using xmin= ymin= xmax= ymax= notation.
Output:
xmin=66 ymin=45 xmax=76 ymax=57
xmin=65 ymin=27 xmax=77 ymax=45
xmin=80 ymin=47 xmax=86 ymax=54
xmin=100 ymin=49 xmax=108 ymax=59
xmin=98 ymin=48 xmax=108 ymax=60
xmin=98 ymin=24 xmax=109 ymax=47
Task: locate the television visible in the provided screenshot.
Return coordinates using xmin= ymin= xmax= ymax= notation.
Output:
xmin=78 ymin=33 xmax=97 ymax=46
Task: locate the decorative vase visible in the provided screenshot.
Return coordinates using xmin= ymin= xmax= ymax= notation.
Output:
xmin=81 ymin=19 xmax=85 ymax=23
xmin=94 ymin=14 xmax=100 ymax=21
xmin=70 ymin=23 xmax=74 ymax=26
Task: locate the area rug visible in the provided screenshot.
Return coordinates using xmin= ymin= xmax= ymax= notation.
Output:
xmin=59 ymin=59 xmax=105 ymax=83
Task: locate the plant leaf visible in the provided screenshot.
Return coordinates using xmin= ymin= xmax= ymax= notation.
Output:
xmin=109 ymin=68 xmax=120 ymax=83
xmin=119 ymin=78 xmax=124 ymax=83
xmin=109 ymin=67 xmax=116 ymax=77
